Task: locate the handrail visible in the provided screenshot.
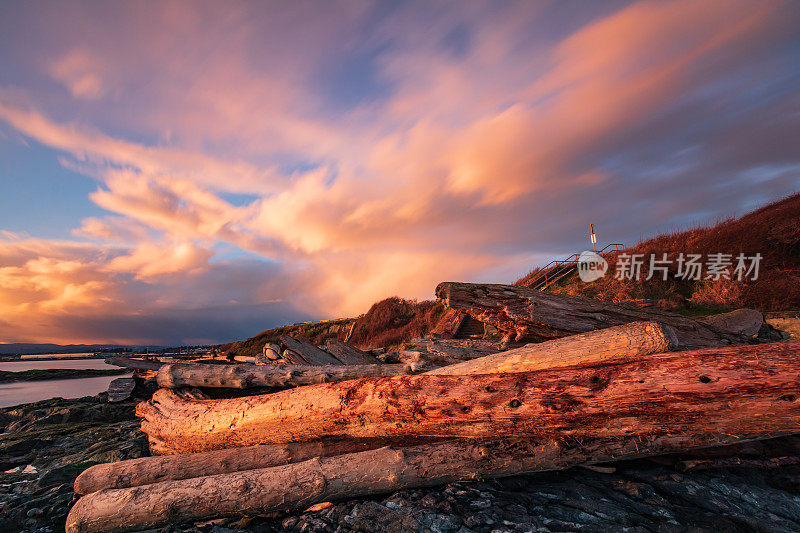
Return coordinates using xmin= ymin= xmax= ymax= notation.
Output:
xmin=528 ymin=243 xmax=624 ymax=290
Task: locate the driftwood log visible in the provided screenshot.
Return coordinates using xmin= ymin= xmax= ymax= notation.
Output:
xmin=255 ymin=342 xmax=282 ymax=364
xmin=436 ymin=282 xmax=751 ymax=348
xmin=66 ymin=432 xmax=778 ymax=533
xmin=74 ymin=438 xmax=438 ymax=494
xmin=279 ymin=335 xmax=343 ymax=365
xmin=428 ymin=321 xmax=675 ymax=375
xmin=421 ymin=338 xmax=499 ymax=360
xmin=138 ymin=342 xmax=800 ymax=454
xmin=698 ymin=308 xmax=764 ymax=337
xmin=324 ymin=339 xmax=379 ymax=365
xmin=155 ymin=362 xmax=410 ymax=389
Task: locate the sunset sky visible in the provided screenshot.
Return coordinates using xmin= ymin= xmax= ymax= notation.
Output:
xmin=1 ymin=0 xmax=799 ymax=345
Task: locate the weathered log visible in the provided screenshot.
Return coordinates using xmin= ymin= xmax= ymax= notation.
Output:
xmin=104 ymin=357 xmax=161 ymax=371
xmin=279 ymin=335 xmax=343 ymax=365
xmin=397 ymin=349 xmax=463 ymax=372
xmin=65 ymin=432 xmax=779 ymax=533
xmin=420 ymin=338 xmax=500 ymax=360
xmin=436 ymin=282 xmax=751 ymax=348
xmin=106 ymin=377 xmax=136 ymax=402
xmin=256 ymin=342 xmax=282 ymax=364
xmin=74 ymin=438 xmax=433 ymax=494
xmin=428 ymin=321 xmax=675 ymax=375
xmin=137 ymin=342 xmax=800 ymax=454
xmin=698 ymin=308 xmax=764 ymax=337
xmin=280 ymin=348 xmax=306 ymax=365
xmin=155 ymin=362 xmax=410 ymax=389
xmin=324 ymin=339 xmax=379 ymax=365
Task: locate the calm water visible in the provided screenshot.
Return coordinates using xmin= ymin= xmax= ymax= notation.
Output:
xmin=0 ymin=359 xmax=118 ymax=371
xmin=0 ymin=358 xmax=130 ymax=408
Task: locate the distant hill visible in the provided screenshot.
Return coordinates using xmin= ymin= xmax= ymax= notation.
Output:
xmin=0 ymin=343 xmax=176 ymax=355
xmin=0 ymin=343 xmax=134 ymax=355
xmin=517 ymin=193 xmax=800 ymax=313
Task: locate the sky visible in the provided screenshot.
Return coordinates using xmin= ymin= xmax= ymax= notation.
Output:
xmin=0 ymin=0 xmax=799 ymax=345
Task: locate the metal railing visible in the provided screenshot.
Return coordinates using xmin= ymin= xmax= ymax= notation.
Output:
xmin=527 ymin=243 xmax=624 ymax=290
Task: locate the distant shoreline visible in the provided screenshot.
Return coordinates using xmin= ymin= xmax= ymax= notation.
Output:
xmin=0 ymin=368 xmax=128 ymax=383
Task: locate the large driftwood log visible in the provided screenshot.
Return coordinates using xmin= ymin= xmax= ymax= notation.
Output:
xmin=155 ymin=362 xmax=410 ymax=389
xmin=138 ymin=342 xmax=800 ymax=454
xmin=324 ymin=339 xmax=379 ymax=365
xmin=428 ymin=321 xmax=675 ymax=375
xmin=66 ymin=433 xmax=778 ymax=533
xmin=74 ymin=438 xmax=435 ymax=494
xmin=436 ymin=282 xmax=751 ymax=348
xmin=279 ymin=335 xmax=343 ymax=365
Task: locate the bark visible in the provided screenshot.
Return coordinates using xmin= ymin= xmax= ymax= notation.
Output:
xmin=65 ymin=433 xmax=779 ymax=533
xmin=104 ymin=357 xmax=161 ymax=371
xmin=324 ymin=339 xmax=379 ymax=365
xmin=427 ymin=321 xmax=675 ymax=375
xmin=279 ymin=335 xmax=343 ymax=365
xmin=435 ymin=282 xmax=751 ymax=348
xmin=155 ymin=362 xmax=410 ymax=389
xmin=74 ymin=438 xmax=434 ymax=494
xmin=137 ymin=342 xmax=800 ymax=454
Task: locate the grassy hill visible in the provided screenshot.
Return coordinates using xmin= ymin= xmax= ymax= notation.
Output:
xmin=222 ymin=297 xmax=446 ymax=357
xmin=517 ymin=193 xmax=800 ymax=314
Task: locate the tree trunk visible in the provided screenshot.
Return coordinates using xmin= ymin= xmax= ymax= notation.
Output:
xmin=66 ymin=432 xmax=778 ymax=533
xmin=155 ymin=362 xmax=410 ymax=389
xmin=428 ymin=321 xmax=675 ymax=375
xmin=324 ymin=339 xmax=379 ymax=365
xmin=74 ymin=438 xmax=438 ymax=494
xmin=435 ymin=282 xmax=752 ymax=348
xmin=279 ymin=335 xmax=343 ymax=365
xmin=137 ymin=342 xmax=800 ymax=454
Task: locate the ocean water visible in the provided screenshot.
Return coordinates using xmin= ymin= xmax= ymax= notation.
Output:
xmin=0 ymin=359 xmax=130 ymax=408
xmin=0 ymin=359 xmax=118 ymax=371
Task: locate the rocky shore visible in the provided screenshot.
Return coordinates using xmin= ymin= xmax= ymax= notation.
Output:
xmin=3 ymin=393 xmax=800 ymax=533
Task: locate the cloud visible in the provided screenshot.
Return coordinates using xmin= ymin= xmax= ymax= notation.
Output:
xmin=0 ymin=0 xmax=798 ymax=344
xmin=48 ymin=48 xmax=106 ymax=99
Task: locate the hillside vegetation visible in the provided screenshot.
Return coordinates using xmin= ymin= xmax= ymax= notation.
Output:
xmin=518 ymin=193 xmax=800 ymax=314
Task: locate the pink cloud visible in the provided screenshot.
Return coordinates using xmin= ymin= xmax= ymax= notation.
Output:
xmin=48 ymin=48 xmax=106 ymax=99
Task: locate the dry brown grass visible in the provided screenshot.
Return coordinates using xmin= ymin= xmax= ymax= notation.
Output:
xmin=348 ymin=297 xmax=446 ymax=349
xmin=517 ymin=193 xmax=800 ymax=313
